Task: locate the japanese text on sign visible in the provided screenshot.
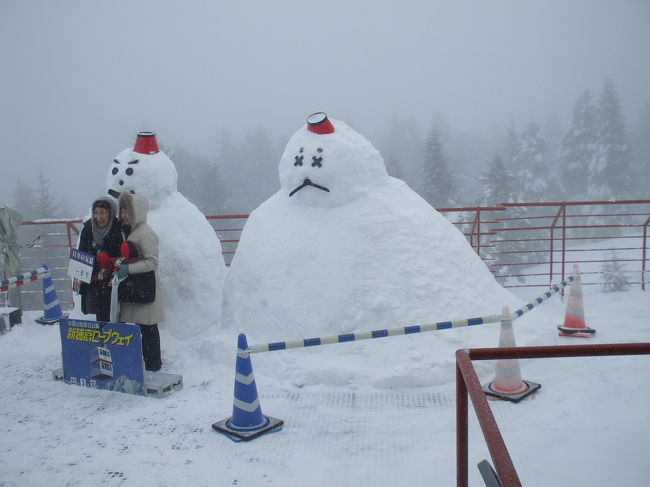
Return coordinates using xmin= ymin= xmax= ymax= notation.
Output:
xmin=66 ymin=326 xmax=134 ymax=347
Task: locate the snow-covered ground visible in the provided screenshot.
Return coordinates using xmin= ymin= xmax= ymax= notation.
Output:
xmin=1 ymin=272 xmax=648 ymax=486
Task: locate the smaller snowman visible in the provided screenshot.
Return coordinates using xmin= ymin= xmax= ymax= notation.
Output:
xmin=107 ymin=132 xmax=226 ymax=338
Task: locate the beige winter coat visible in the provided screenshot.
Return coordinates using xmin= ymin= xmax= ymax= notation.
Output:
xmin=118 ymin=193 xmax=165 ymax=325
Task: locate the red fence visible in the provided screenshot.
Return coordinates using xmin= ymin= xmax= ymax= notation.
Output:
xmin=6 ymin=200 xmax=649 ymax=311
xmin=440 ymin=199 xmax=650 ymax=290
xmin=455 ymin=342 xmax=650 ymax=487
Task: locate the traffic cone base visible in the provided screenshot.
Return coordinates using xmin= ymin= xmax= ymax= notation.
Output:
xmin=212 ymin=415 xmax=284 ymax=442
xmin=35 ymin=313 xmax=68 ymax=325
xmin=557 ymin=325 xmax=596 ymax=338
xmin=483 ymin=380 xmax=541 ymax=403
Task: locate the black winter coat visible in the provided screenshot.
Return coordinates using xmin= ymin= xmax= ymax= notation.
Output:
xmin=78 ymin=217 xmax=123 ymax=303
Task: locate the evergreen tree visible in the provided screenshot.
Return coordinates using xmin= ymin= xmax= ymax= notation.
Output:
xmin=479 ymin=153 xmax=513 ymax=205
xmin=238 ymin=126 xmax=278 ymax=210
xmin=11 ymin=179 xmax=38 ymax=220
xmin=512 ymin=121 xmax=548 ymax=201
xmin=377 ymin=114 xmax=423 ymax=189
xmin=419 ymin=125 xmax=456 ymax=207
xmin=35 ymin=168 xmax=58 ymax=219
xmin=601 ymin=249 xmax=630 ymax=292
xmin=55 ymin=195 xmax=73 ymax=219
xmin=560 ymin=90 xmax=599 ymax=199
xmin=502 ymin=121 xmax=521 ymax=177
xmin=590 ymin=80 xmax=632 ymax=199
xmin=630 ymin=99 xmax=650 ymax=197
xmin=167 ymin=146 xmax=226 ymax=215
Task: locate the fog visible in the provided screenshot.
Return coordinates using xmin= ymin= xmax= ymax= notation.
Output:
xmin=1 ymin=0 xmax=649 ymax=216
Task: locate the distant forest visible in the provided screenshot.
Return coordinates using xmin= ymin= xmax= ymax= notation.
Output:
xmin=12 ymin=80 xmax=650 ymax=220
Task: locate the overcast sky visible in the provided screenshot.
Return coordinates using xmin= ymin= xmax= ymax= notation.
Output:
xmin=1 ymin=0 xmax=649 ymax=216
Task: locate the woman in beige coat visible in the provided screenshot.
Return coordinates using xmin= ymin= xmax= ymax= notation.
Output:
xmin=114 ymin=192 xmax=165 ymax=371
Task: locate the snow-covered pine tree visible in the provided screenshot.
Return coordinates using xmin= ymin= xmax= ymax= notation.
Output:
xmin=479 ymin=153 xmax=513 ymax=205
xmin=11 ymin=179 xmax=38 ymax=221
xmin=600 ymin=249 xmax=630 ymax=292
xmin=478 ymin=153 xmax=517 ymax=282
xmin=35 ymin=167 xmax=58 ymax=219
xmin=512 ymin=121 xmax=549 ymax=202
xmin=419 ymin=125 xmax=456 ymax=208
xmin=630 ymin=99 xmax=650 ymax=198
xmin=167 ymin=146 xmax=226 ymax=215
xmin=560 ymin=90 xmax=599 ymax=200
xmin=590 ymin=80 xmax=632 ymax=200
xmin=502 ymin=121 xmax=522 ymax=196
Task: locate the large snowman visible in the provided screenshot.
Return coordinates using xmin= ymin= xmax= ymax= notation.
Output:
xmin=106 ymin=132 xmax=226 ymax=338
xmin=222 ymin=113 xmax=519 ymax=349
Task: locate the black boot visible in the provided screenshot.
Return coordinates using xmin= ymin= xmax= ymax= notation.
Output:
xmin=139 ymin=324 xmax=162 ymax=371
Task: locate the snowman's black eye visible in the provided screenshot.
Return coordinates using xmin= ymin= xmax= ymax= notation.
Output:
xmin=311 ymin=155 xmax=323 ymax=168
xmin=126 ymin=168 xmax=134 ymax=175
xmin=112 ymin=167 xmax=118 ymax=175
xmin=294 ymin=155 xmax=304 ymax=166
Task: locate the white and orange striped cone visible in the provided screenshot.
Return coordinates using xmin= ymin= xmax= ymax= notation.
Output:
xmin=482 ymin=306 xmax=541 ymax=403
xmin=557 ymin=265 xmax=596 ymax=338
xmin=212 ymin=334 xmax=283 ymax=441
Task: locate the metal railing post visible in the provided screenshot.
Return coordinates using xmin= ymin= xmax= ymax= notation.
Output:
xmin=456 ymin=361 xmax=469 ymax=487
xmin=642 ymin=216 xmax=649 ymax=291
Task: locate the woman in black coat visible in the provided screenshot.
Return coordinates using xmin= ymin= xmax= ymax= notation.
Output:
xmin=73 ymin=197 xmax=122 ymax=321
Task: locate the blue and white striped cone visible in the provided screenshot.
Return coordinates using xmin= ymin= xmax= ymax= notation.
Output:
xmin=212 ymin=333 xmax=283 ymax=441
xmin=35 ymin=265 xmax=68 ymax=325
xmin=482 ymin=306 xmax=540 ymax=403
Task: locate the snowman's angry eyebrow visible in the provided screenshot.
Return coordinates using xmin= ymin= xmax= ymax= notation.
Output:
xmin=289 ymin=178 xmax=330 ymax=197
xmin=112 ymin=158 xmax=139 ymax=165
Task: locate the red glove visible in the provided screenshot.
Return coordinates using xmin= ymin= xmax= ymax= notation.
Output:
xmin=96 ymin=251 xmax=116 ymax=270
xmin=120 ymin=241 xmax=139 ymax=263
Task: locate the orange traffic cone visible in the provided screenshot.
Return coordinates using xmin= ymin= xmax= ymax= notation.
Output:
xmin=557 ymin=265 xmax=596 ymax=338
xmin=482 ymin=306 xmax=541 ymax=403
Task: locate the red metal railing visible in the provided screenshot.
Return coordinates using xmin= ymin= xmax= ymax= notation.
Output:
xmin=441 ymin=200 xmax=650 ymax=290
xmin=9 ymin=200 xmax=649 ymax=310
xmin=455 ymin=342 xmax=650 ymax=487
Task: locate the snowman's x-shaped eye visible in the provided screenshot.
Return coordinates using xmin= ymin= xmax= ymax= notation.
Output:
xmin=311 ymin=155 xmax=323 ymax=167
xmin=294 ymin=155 xmax=304 ymax=166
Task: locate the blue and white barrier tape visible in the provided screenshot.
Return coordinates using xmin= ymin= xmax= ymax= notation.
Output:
xmin=246 ymin=273 xmax=578 ymax=355
xmin=0 ymin=267 xmax=49 ymax=292
xmin=511 ymin=274 xmax=575 ymax=320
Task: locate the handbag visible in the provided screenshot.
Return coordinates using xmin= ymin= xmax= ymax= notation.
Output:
xmin=118 ymin=271 xmax=156 ymax=304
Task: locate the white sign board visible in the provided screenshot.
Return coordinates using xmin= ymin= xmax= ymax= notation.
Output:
xmin=68 ymin=249 xmax=95 ymax=283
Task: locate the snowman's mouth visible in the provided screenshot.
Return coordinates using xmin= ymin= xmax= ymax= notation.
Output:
xmin=107 ymin=189 xmax=121 ymax=198
xmin=289 ymin=178 xmax=330 ymax=197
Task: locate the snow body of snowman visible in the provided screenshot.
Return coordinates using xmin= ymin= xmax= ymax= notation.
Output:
xmin=222 ymin=114 xmax=519 ymax=350
xmin=106 ymin=132 xmax=226 ymax=338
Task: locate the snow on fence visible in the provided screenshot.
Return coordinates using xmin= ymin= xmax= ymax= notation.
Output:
xmin=245 ymin=274 xmax=576 ymax=355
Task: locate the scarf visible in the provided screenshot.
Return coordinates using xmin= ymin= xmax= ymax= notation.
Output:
xmin=91 ymin=197 xmax=116 ymax=248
